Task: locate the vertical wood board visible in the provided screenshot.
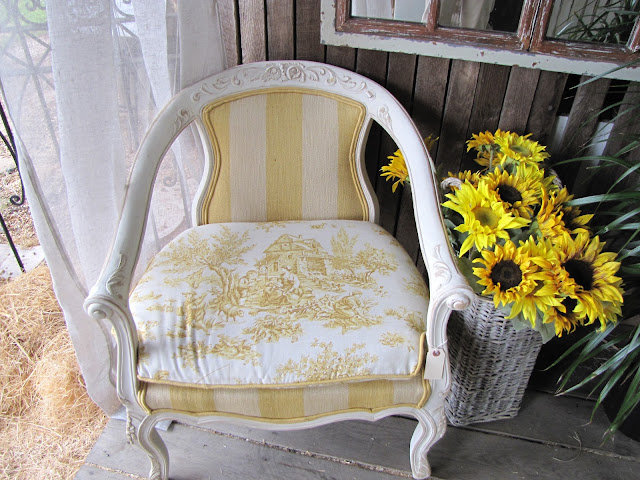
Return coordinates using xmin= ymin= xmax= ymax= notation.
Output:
xmin=499 ymin=67 xmax=541 ymax=134
xmin=218 ymin=0 xmax=241 ymax=67
xmin=591 ymin=82 xmax=640 ymax=193
xmin=437 ymin=60 xmax=481 ymax=176
xmin=526 ymin=70 xmax=569 ymax=147
xmin=555 ymin=75 xmax=612 ymax=190
xmin=376 ymin=53 xmax=417 ymax=234
xmin=325 ymin=46 xmax=356 ymax=71
xmin=461 ymin=63 xmax=511 ymax=171
xmin=295 ymin=0 xmax=325 ymax=62
xmin=411 ymin=56 xmax=450 ymax=140
xmin=239 ymin=0 xmax=267 ymax=63
xmin=356 ymin=49 xmax=389 ymax=190
xmin=266 ymin=0 xmax=295 ymax=60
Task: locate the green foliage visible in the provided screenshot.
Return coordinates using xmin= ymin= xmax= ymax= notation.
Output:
xmin=555 ymin=0 xmax=640 ymax=45
xmin=553 ymin=67 xmax=640 ymax=439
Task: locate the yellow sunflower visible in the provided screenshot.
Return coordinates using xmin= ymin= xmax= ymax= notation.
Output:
xmin=467 ymin=129 xmax=511 ymax=168
xmin=478 ymin=166 xmax=543 ymax=220
xmin=424 ymin=134 xmax=439 ymax=154
xmin=444 ymin=170 xmax=482 ymax=190
xmin=543 ymin=296 xmax=584 ymax=337
xmin=467 ymin=130 xmax=495 ymax=152
xmin=473 ymin=238 xmax=553 ymax=325
xmin=442 ymin=182 xmax=530 ymax=256
xmin=548 ymin=233 xmax=624 ymax=330
xmin=494 ymin=132 xmax=550 ymax=165
xmin=537 ymin=187 xmax=593 ymax=240
xmin=515 ymin=162 xmax=560 ymax=194
xmin=381 ymin=149 xmax=409 ymax=192
xmin=380 ymin=136 xmax=438 ymax=192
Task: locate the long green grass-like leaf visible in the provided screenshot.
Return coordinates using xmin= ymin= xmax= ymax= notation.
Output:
xmin=611 ymin=362 xmax=640 ymax=427
xmin=567 ymin=192 xmax=640 ymax=206
xmin=597 ymin=206 xmax=640 ymax=234
xmin=615 ymin=138 xmax=640 ymax=157
xmin=621 ymin=263 xmax=640 ymax=275
xmin=603 ymin=338 xmax=640 ymax=437
xmin=603 ymin=222 xmax=640 ymax=232
xmin=619 ymin=243 xmax=640 ymax=260
xmin=560 ymin=336 xmax=630 ymax=394
xmin=547 ymin=324 xmax=612 ymax=370
xmin=553 ymin=155 xmax=635 ymax=169
xmin=605 ymin=157 xmax=640 ymax=191
xmin=617 ymin=226 xmax=640 ymax=255
xmin=575 ymin=339 xmax=638 ymax=388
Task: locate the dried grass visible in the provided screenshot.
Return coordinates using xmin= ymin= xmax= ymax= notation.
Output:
xmin=0 ymin=265 xmax=108 ymax=480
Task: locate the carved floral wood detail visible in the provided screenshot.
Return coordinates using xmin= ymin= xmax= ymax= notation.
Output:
xmin=106 ymin=254 xmax=128 ymax=300
xmin=192 ymin=62 xmax=378 ymax=101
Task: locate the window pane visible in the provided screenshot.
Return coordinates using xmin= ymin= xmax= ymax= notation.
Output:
xmin=547 ymin=0 xmax=640 ymax=45
xmin=350 ymin=0 xmax=426 ymax=23
xmin=438 ymin=0 xmax=524 ymax=32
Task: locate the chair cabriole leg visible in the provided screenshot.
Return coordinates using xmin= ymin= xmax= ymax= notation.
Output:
xmin=410 ymin=406 xmax=445 ymax=479
xmin=137 ymin=415 xmax=170 ymax=480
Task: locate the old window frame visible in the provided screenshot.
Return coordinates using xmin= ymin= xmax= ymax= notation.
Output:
xmin=322 ymin=0 xmax=640 ymax=80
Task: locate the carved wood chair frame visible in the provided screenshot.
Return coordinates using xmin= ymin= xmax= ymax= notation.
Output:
xmin=84 ymin=61 xmax=473 ymax=480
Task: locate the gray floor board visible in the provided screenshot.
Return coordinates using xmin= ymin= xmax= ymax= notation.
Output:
xmin=82 ymin=420 xmax=410 ymax=480
xmin=462 ymin=390 xmax=640 ymax=459
xmin=430 ymin=426 xmax=638 ymax=480
xmin=80 ymin=390 xmax=640 ymax=480
xmin=74 ymin=464 xmax=143 ymax=479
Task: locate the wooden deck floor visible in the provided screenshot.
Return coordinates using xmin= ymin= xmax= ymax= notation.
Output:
xmin=76 ymin=389 xmax=640 ymax=480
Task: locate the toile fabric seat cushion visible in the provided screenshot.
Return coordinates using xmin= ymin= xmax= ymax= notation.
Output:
xmin=130 ymin=220 xmax=429 ymax=389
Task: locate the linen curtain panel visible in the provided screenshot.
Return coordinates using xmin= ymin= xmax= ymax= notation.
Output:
xmin=0 ymin=0 xmax=226 ymax=414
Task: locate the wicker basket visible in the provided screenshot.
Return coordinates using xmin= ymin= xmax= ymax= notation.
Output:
xmin=445 ymin=295 xmax=542 ymax=426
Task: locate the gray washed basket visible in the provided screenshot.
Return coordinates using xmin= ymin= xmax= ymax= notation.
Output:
xmin=445 ymin=295 xmax=542 ymax=426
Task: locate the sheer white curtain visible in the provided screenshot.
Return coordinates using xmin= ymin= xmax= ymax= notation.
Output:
xmin=0 ymin=0 xmax=227 ymax=414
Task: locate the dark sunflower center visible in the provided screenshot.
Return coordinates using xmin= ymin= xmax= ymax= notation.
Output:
xmin=560 ymin=297 xmax=578 ymax=318
xmin=563 ymin=259 xmax=594 ymax=291
xmin=472 ymin=206 xmax=499 ymax=228
xmin=490 ymin=260 xmax=523 ymax=290
xmin=497 ymin=184 xmax=523 ymax=205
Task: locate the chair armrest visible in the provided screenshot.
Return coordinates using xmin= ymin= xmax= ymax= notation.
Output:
xmin=83 ymin=97 xmax=196 ymax=407
xmin=387 ymin=118 xmax=474 ymax=368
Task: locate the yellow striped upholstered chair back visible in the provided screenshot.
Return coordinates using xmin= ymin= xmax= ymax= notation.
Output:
xmin=195 ymin=87 xmax=372 ymax=225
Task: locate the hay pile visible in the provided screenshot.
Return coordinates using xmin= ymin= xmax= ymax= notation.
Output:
xmin=0 ymin=265 xmax=108 ymax=479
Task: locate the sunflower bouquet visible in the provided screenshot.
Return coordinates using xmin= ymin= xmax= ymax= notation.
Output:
xmin=382 ymin=130 xmax=625 ymax=343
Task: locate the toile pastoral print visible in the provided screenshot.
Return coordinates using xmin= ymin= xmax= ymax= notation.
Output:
xmin=130 ymin=220 xmax=428 ymax=388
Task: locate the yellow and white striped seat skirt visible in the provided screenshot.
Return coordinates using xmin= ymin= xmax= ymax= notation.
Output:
xmin=140 ymin=374 xmax=430 ymax=421
xmin=199 ymin=88 xmax=370 ymax=224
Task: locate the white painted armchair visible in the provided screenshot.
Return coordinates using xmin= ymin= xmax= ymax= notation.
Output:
xmin=84 ymin=61 xmax=473 ymax=480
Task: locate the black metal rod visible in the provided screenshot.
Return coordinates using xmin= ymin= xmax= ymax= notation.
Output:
xmin=0 ymin=211 xmax=25 ymax=273
xmin=0 ymin=99 xmax=26 ymax=273
xmin=0 ymin=101 xmax=25 ymax=206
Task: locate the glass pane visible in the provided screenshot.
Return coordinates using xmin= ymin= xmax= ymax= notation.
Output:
xmin=438 ymin=0 xmax=524 ymax=32
xmin=351 ymin=0 xmax=426 ymax=23
xmin=547 ymin=0 xmax=640 ymax=45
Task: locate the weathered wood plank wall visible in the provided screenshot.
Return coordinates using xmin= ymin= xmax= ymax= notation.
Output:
xmin=222 ymin=0 xmax=638 ymax=256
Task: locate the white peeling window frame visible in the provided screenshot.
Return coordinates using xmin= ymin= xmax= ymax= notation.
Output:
xmin=321 ymin=0 xmax=640 ymax=81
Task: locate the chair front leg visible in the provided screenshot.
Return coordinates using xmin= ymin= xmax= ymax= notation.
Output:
xmin=129 ymin=412 xmax=170 ymax=480
xmin=410 ymin=401 xmax=447 ymax=479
